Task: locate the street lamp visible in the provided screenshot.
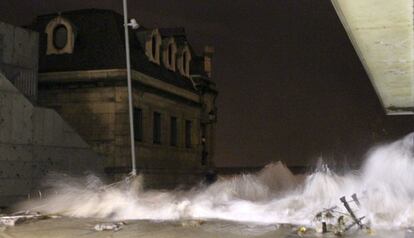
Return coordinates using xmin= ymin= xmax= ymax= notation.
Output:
xmin=123 ymin=0 xmax=139 ymax=175
xmin=201 ymin=109 xmax=217 ymax=166
xmin=208 ymin=110 xmax=217 ymax=123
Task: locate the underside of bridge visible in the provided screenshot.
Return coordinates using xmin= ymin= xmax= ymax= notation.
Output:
xmin=332 ymin=0 xmax=414 ymax=115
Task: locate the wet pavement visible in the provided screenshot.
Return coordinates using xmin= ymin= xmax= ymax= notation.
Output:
xmin=0 ymin=217 xmax=411 ymax=238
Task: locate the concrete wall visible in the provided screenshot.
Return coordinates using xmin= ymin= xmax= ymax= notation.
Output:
xmin=0 ymin=72 xmax=103 ymax=207
xmin=0 ymin=22 xmax=38 ymax=102
xmin=331 ymin=0 xmax=414 ymax=114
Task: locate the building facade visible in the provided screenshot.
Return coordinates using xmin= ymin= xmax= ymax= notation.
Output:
xmin=30 ymin=9 xmax=218 ymax=188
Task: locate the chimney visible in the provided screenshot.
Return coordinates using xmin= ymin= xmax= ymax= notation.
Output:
xmin=203 ymin=46 xmax=214 ymax=78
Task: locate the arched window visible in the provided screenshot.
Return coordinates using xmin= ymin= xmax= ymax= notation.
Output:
xmin=162 ymin=38 xmax=176 ymax=70
xmin=53 ymin=25 xmax=68 ymax=49
xmin=151 ymin=35 xmax=157 ymax=58
xmin=182 ymin=52 xmax=187 ymax=74
xmin=45 ymin=16 xmax=76 ymax=55
xmin=168 ymin=44 xmax=173 ymax=67
xmin=178 ymin=47 xmax=191 ymax=76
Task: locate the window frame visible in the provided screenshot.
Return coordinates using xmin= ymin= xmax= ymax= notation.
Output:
xmin=46 ymin=16 xmax=75 ymax=55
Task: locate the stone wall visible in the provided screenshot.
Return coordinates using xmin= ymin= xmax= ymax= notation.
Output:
xmin=0 ymin=72 xmax=103 ymax=207
xmin=38 ymin=69 xmax=211 ymax=188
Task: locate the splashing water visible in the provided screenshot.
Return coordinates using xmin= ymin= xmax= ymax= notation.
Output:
xmin=17 ymin=132 xmax=414 ymax=229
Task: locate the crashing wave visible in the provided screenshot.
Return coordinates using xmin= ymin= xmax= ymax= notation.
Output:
xmin=17 ymin=133 xmax=414 ymax=229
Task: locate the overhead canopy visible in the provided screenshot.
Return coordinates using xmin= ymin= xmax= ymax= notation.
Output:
xmin=331 ymin=0 xmax=414 ymax=115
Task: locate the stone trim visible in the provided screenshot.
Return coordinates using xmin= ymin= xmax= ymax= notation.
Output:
xmin=45 ymin=16 xmax=76 ymax=55
xmin=39 ymin=68 xmax=200 ymax=103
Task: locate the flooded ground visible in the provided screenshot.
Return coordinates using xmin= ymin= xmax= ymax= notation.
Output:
xmin=1 ymin=217 xmax=412 ymax=238
xmin=3 ymin=133 xmax=414 ymax=238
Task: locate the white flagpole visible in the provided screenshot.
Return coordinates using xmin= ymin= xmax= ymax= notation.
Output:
xmin=122 ymin=0 xmax=137 ymax=175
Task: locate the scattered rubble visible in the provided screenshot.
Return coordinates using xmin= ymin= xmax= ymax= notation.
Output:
xmin=0 ymin=210 xmax=57 ymax=227
xmin=94 ymin=221 xmax=125 ymax=231
xmin=180 ymin=220 xmax=205 ymax=227
xmin=314 ymin=193 xmax=372 ymax=236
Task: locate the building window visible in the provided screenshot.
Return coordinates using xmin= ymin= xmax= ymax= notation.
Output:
xmin=185 ymin=120 xmax=192 ymax=148
xmin=170 ymin=117 xmax=177 ymax=146
xmin=133 ymin=108 xmax=143 ymax=141
xmin=46 ymin=16 xmax=76 ymax=55
xmin=53 ymin=25 xmax=68 ymax=50
xmin=146 ymin=29 xmax=160 ymax=64
xmin=168 ymin=44 xmax=173 ymax=67
xmin=162 ymin=38 xmax=176 ymax=71
xmin=153 ymin=112 xmax=161 ymax=144
xmin=178 ymin=47 xmax=191 ymax=76
xmin=151 ymin=35 xmax=157 ymax=59
xmin=183 ymin=52 xmax=187 ymax=74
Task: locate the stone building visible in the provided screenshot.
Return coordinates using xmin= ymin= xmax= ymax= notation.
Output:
xmin=29 ymin=9 xmax=218 ymax=188
xmin=0 ymin=21 xmax=103 ymax=207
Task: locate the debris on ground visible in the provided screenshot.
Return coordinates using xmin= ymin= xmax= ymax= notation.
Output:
xmin=94 ymin=222 xmax=125 ymax=231
xmin=181 ymin=220 xmax=205 ymax=227
xmin=0 ymin=210 xmax=57 ymax=226
xmin=314 ymin=193 xmax=372 ymax=236
xmin=296 ymin=226 xmax=307 ymax=236
xmin=291 ymin=225 xmax=318 ymax=237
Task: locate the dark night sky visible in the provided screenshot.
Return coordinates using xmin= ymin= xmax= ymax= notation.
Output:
xmin=2 ymin=1 xmax=411 ymax=168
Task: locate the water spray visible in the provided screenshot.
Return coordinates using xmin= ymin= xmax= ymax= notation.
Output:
xmin=12 ymin=132 xmax=414 ymax=232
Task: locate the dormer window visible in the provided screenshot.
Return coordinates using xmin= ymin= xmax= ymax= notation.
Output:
xmin=145 ymin=29 xmax=161 ymax=64
xmin=182 ymin=52 xmax=188 ymax=74
xmin=162 ymin=37 xmax=176 ymax=71
xmin=177 ymin=45 xmax=191 ymax=77
xmin=151 ymin=35 xmax=157 ymax=58
xmin=168 ymin=43 xmax=174 ymax=66
xmin=45 ymin=16 xmax=76 ymax=55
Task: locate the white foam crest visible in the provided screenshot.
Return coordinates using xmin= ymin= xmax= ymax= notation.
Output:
xmin=16 ymin=132 xmax=414 ymax=229
xmin=360 ymin=132 xmax=414 ymax=228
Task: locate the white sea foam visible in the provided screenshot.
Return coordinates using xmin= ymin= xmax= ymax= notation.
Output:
xmin=17 ymin=132 xmax=414 ymax=229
